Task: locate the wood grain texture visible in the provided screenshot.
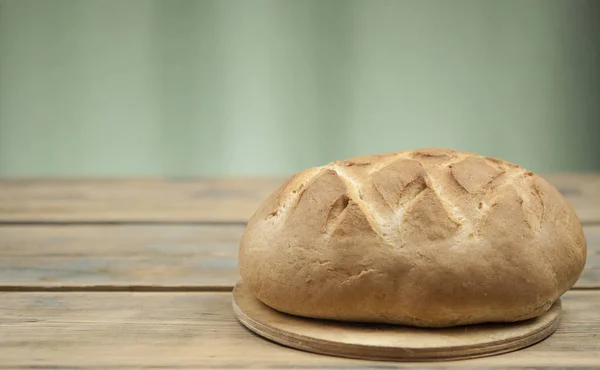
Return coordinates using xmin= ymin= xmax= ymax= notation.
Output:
xmin=0 ymin=178 xmax=282 ymax=223
xmin=542 ymin=173 xmax=600 ymax=224
xmin=0 ymin=224 xmax=243 ymax=289
xmin=0 ymin=291 xmax=598 ymax=369
xmin=233 ymin=282 xmax=562 ymax=361
xmin=0 ymin=224 xmax=598 ymax=289
xmin=0 ymin=174 xmax=598 ymax=223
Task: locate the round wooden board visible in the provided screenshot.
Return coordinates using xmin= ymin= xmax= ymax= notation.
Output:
xmin=232 ymin=281 xmax=562 ymax=361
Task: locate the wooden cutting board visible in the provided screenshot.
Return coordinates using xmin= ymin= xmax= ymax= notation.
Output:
xmin=232 ymin=281 xmax=562 ymax=361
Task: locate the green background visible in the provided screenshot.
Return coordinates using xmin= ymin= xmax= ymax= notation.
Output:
xmin=1 ymin=0 xmax=599 ymax=178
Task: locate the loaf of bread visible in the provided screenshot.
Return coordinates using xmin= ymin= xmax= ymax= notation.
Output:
xmin=238 ymin=148 xmax=587 ymax=327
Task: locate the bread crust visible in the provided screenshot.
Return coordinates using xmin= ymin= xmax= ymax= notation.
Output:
xmin=239 ymin=148 xmax=587 ymax=327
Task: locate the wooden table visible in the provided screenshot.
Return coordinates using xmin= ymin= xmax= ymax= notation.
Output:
xmin=0 ymin=174 xmax=599 ymax=369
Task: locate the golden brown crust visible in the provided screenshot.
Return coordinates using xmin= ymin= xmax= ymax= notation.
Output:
xmin=238 ymin=148 xmax=587 ymax=328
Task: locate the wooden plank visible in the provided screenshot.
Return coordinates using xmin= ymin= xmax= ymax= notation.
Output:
xmin=0 ymin=291 xmax=598 ymax=368
xmin=0 ymin=174 xmax=598 ymax=223
xmin=0 ymin=178 xmax=282 ymax=223
xmin=542 ymin=173 xmax=600 ymax=224
xmin=0 ymin=224 xmax=599 ymax=289
xmin=579 ymin=226 xmax=600 ymax=288
xmin=0 ymin=224 xmax=243 ymax=289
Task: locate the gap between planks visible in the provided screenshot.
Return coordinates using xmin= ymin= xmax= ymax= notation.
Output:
xmin=0 ymin=220 xmax=248 ymax=226
xmin=0 ymin=286 xmax=596 ymax=293
xmin=0 ymin=285 xmax=233 ymax=292
xmin=0 ymin=220 xmax=599 ymax=226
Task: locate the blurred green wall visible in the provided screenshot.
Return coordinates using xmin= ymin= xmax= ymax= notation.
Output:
xmin=1 ymin=0 xmax=599 ymax=177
